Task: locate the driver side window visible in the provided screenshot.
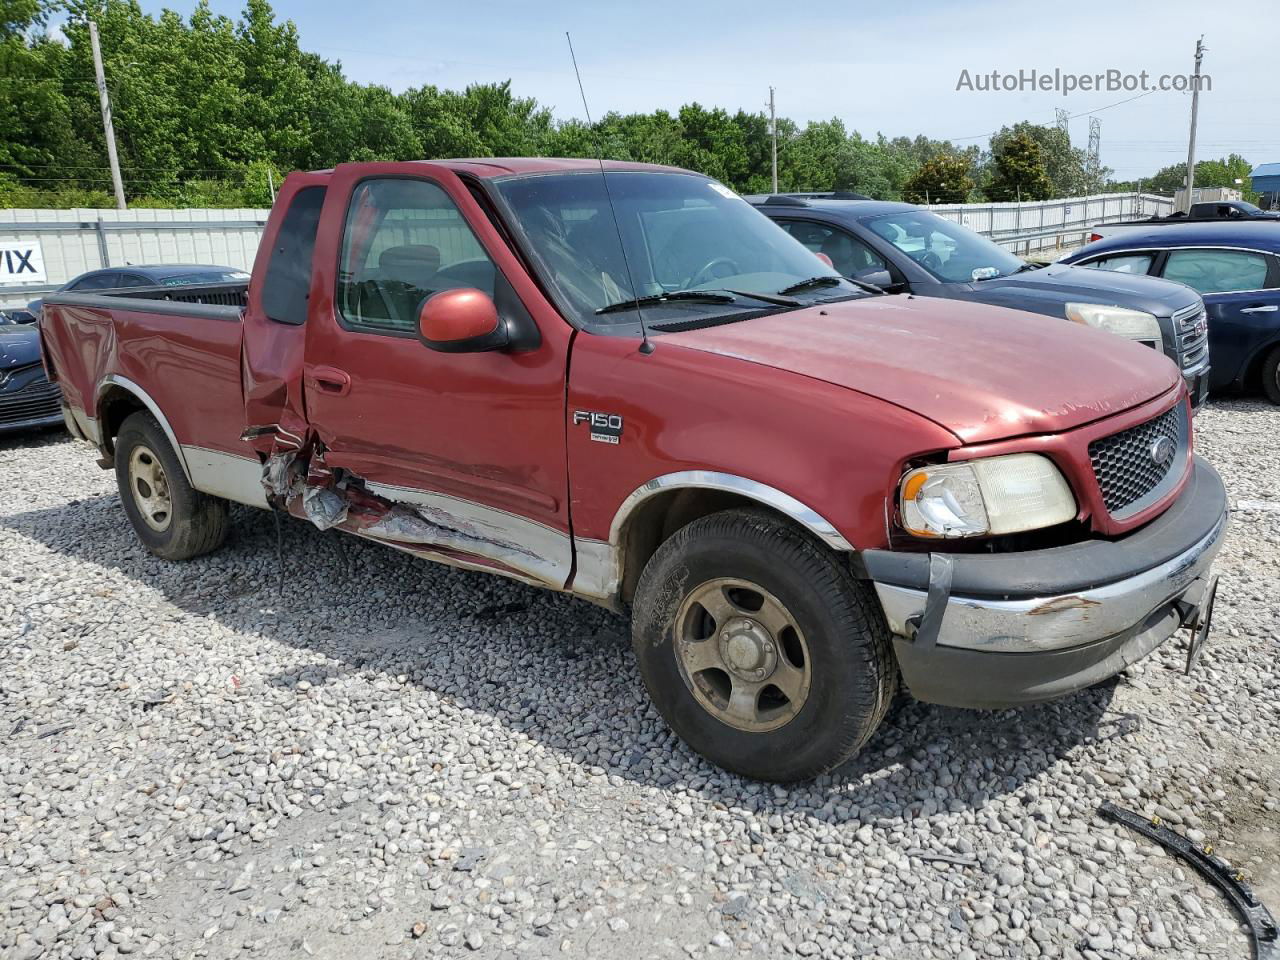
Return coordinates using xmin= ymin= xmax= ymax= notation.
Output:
xmin=777 ymin=220 xmax=886 ymax=278
xmin=337 ymin=178 xmax=497 ymax=335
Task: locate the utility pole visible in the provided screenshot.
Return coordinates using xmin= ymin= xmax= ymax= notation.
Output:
xmin=89 ymin=21 xmax=126 ymax=210
xmin=768 ymin=86 xmax=778 ymax=194
xmin=1087 ymin=117 xmax=1101 ymax=192
xmin=1182 ymin=36 xmax=1206 ymax=213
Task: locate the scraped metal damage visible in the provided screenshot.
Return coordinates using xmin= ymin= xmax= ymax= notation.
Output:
xmin=241 ymin=423 xmax=539 ymax=568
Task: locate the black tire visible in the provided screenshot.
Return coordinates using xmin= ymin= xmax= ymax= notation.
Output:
xmin=631 ymin=508 xmax=897 ymax=782
xmin=1262 ymin=346 xmax=1280 ymax=405
xmin=114 ymin=411 xmax=229 ymax=560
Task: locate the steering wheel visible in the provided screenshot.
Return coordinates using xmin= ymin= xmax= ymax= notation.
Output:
xmin=685 ymin=256 xmax=741 ymax=290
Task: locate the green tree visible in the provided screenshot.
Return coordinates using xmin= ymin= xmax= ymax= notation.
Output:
xmin=987 ymin=122 xmax=1098 ymax=198
xmin=985 ymin=132 xmax=1052 ymax=201
xmin=902 ymin=153 xmax=975 ymax=204
xmin=1126 ymin=154 xmax=1258 ymax=202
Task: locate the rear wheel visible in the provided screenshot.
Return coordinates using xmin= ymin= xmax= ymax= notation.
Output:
xmin=1261 ymin=346 xmax=1280 ymax=405
xmin=115 ymin=412 xmax=229 ymax=560
xmin=631 ymin=509 xmax=896 ymax=781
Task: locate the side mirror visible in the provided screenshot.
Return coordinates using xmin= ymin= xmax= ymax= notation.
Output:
xmin=854 ymin=268 xmax=895 ymax=289
xmin=418 ymin=288 xmax=509 ymax=353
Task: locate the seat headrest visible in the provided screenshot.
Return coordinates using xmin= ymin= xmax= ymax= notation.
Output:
xmin=378 ymin=244 xmax=441 ymax=279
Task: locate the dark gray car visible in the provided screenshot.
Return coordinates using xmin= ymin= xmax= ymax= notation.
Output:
xmin=750 ymin=196 xmax=1211 ymax=406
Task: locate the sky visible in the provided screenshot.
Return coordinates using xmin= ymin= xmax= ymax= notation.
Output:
xmin=129 ymin=0 xmax=1279 ymax=181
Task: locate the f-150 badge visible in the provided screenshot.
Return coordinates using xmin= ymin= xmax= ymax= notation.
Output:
xmin=573 ymin=410 xmax=623 ymax=445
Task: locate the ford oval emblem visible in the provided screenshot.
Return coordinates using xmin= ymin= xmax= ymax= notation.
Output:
xmin=1150 ymin=436 xmax=1175 ymax=467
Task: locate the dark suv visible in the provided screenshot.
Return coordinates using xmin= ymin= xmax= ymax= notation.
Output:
xmin=749 ymin=195 xmax=1212 ymax=406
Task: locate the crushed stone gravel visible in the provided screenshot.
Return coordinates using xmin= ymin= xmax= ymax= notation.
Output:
xmin=1 ymin=399 xmax=1277 ymax=959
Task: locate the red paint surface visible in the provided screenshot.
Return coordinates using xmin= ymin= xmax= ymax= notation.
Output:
xmin=42 ymin=300 xmax=245 ymax=456
xmin=662 ymin=296 xmax=1178 ymax=445
xmin=419 ymin=289 xmax=499 ymax=344
xmin=40 ymin=158 xmax=1190 ymax=581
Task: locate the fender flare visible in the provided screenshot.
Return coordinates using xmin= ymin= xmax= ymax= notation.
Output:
xmin=608 ymin=470 xmax=854 ymax=551
xmin=573 ymin=471 xmax=855 ymax=603
xmin=96 ymin=374 xmax=193 ymax=483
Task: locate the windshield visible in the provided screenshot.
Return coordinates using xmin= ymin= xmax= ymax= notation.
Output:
xmin=860 ymin=210 xmax=1026 ymax=283
xmin=494 ymin=171 xmax=860 ymax=329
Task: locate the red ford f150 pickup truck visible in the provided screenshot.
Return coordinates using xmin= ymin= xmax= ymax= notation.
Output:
xmin=39 ymin=159 xmax=1229 ymax=781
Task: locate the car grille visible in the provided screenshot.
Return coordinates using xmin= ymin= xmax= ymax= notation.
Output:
xmin=0 ymin=369 xmax=62 ymax=426
xmin=1089 ymin=402 xmax=1188 ymax=517
xmin=1173 ymin=302 xmax=1209 ymax=372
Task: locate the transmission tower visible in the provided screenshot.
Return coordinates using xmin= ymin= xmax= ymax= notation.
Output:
xmin=1055 ymin=108 xmax=1070 ymax=135
xmin=1086 ymin=117 xmax=1101 ymax=192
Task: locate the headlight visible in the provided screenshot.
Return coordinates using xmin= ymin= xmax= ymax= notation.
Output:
xmin=899 ymin=453 xmax=1076 ymax=538
xmin=1065 ymin=302 xmax=1162 ymax=344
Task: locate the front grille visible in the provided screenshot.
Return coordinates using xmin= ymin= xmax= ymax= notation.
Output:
xmin=1173 ymin=302 xmax=1209 ymax=372
xmin=1089 ymin=403 xmax=1188 ymax=516
xmin=0 ymin=372 xmax=62 ymax=425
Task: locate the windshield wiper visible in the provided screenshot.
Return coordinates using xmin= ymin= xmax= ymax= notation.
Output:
xmin=778 ymin=275 xmax=843 ymax=295
xmin=974 ymin=262 xmax=1042 ymax=282
xmin=779 ymin=275 xmax=886 ymax=296
xmin=721 ymin=288 xmax=802 ymax=307
xmin=595 ymin=290 xmax=735 ymax=315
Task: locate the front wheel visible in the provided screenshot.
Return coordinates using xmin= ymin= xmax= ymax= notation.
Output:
xmin=114 ymin=411 xmax=229 ymax=560
xmin=631 ymin=509 xmax=896 ymax=781
xmin=1261 ymin=345 xmax=1280 ymax=405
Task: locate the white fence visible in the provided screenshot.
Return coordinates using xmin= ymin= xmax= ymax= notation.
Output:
xmin=0 ymin=192 xmax=1177 ymax=306
xmin=928 ymin=192 xmax=1175 ymax=253
xmin=0 ymin=207 xmax=270 ymax=305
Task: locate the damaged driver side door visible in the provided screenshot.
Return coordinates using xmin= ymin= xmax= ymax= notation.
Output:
xmin=295 ymin=165 xmax=574 ymax=589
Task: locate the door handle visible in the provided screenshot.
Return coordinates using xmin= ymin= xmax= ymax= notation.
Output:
xmin=305 ymin=365 xmax=352 ymax=396
xmin=1240 ymin=304 xmax=1278 ymax=314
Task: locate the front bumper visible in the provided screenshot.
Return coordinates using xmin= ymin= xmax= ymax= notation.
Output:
xmin=1184 ymin=362 xmax=1211 ymax=411
xmin=863 ymin=455 xmax=1228 ymax=708
xmin=0 ymin=367 xmax=64 ymax=435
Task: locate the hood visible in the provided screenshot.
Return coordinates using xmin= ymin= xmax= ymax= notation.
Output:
xmin=970 ymin=263 xmax=1200 ymax=320
xmin=0 ymin=322 xmax=42 ymax=369
xmin=662 ymin=295 xmax=1180 ymax=445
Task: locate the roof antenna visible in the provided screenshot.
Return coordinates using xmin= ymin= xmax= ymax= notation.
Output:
xmin=566 ymin=31 xmax=654 ymax=355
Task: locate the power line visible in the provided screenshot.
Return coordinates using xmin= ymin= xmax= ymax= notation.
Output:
xmin=947 ymin=89 xmax=1162 ymax=144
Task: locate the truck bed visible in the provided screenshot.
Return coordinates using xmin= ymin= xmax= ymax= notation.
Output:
xmin=39 ymin=283 xmax=267 ymax=507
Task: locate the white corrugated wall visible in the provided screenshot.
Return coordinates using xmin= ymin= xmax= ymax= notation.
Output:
xmin=0 ymin=208 xmax=270 ymax=305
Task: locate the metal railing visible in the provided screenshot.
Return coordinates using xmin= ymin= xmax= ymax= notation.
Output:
xmin=926 ymin=192 xmax=1175 ymax=254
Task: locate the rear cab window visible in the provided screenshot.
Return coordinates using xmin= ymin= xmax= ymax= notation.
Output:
xmin=261 ymin=185 xmax=326 ymax=326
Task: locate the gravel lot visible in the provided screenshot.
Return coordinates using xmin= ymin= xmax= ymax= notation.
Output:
xmin=2 ymin=400 xmax=1277 ymax=960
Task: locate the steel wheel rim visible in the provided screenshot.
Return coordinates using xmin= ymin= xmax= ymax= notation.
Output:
xmin=128 ymin=445 xmax=172 ymax=532
xmin=673 ymin=577 xmax=812 ymax=733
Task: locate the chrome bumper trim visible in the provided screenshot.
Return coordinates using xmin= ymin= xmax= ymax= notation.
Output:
xmin=873 ymin=511 xmax=1228 ymax=654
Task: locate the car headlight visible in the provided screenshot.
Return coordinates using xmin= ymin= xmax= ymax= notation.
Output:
xmin=899 ymin=453 xmax=1076 ymax=538
xmin=1065 ymin=302 xmax=1162 ymax=344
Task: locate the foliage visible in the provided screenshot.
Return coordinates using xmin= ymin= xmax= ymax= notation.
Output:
xmin=902 ymin=153 xmax=976 ymax=204
xmin=985 ymin=122 xmax=1106 ymax=198
xmin=1107 ymin=153 xmax=1260 ymax=203
xmin=0 ymin=0 xmax=1239 ymax=210
xmin=985 ymin=132 xmax=1052 ymax=201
